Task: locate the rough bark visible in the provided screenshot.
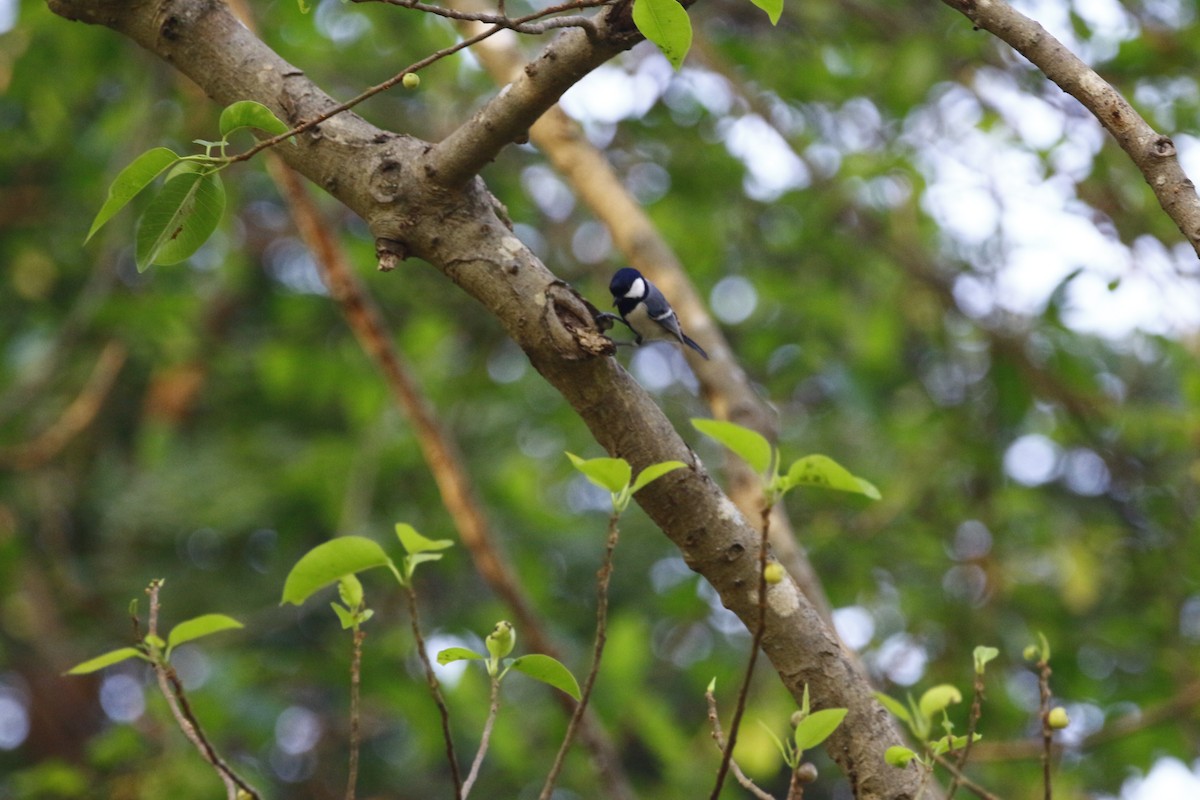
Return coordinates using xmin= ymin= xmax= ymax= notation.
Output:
xmin=46 ymin=0 xmax=918 ymax=796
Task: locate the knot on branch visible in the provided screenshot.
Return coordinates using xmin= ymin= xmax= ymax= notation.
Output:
xmin=375 ymin=238 xmax=410 ymax=272
xmin=541 ymin=281 xmax=616 ymax=360
xmin=1151 ymin=135 xmax=1177 ymax=159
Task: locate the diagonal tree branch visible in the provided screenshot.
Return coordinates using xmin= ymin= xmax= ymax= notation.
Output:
xmin=45 ymin=1 xmax=920 ymax=795
xmin=939 ymin=0 xmax=1200 ymax=257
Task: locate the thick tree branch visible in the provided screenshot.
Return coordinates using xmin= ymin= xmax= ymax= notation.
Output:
xmin=422 ymin=4 xmax=642 ymax=187
xmin=45 ymin=1 xmax=919 ymax=795
xmin=940 ymin=0 xmax=1200 ymax=257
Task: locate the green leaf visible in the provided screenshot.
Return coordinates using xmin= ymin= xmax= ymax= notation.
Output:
xmin=219 ymin=100 xmax=291 ymax=139
xmin=747 ymin=0 xmax=783 ymax=25
xmin=65 ymin=647 xmax=145 ymax=675
xmin=338 ymin=575 xmax=365 ymax=609
xmin=281 ymin=536 xmax=394 ymax=606
xmin=973 ymin=645 xmax=999 ymax=674
xmin=166 ymin=614 xmax=243 ymax=656
xmin=437 ymin=647 xmax=485 ymax=665
xmin=631 ymin=0 xmax=693 ymax=70
xmin=691 ymin=419 xmax=774 ymax=475
xmin=758 ymin=720 xmax=792 ymax=763
xmin=918 ymin=684 xmax=962 ymax=720
xmin=782 ymin=454 xmax=881 ymax=500
xmin=509 ymin=653 xmax=582 ymax=700
xmin=134 ymin=171 xmax=225 ymax=271
xmin=884 ymin=745 xmax=917 ymax=767
xmin=331 ymin=603 xmax=357 ymax=630
xmin=630 ymin=460 xmax=686 ymax=494
xmin=793 ymin=707 xmax=847 ymax=751
xmin=874 ymin=692 xmax=912 ymax=726
xmin=394 ymin=523 xmax=453 ymax=555
xmin=566 ymin=452 xmax=632 ymax=494
xmin=86 ymin=147 xmax=180 ymax=243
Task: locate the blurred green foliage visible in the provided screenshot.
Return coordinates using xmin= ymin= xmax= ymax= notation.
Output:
xmin=3 ymin=0 xmax=1200 ymax=797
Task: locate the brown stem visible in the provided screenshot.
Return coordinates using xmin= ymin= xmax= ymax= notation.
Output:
xmin=404 ymin=581 xmax=463 ymax=797
xmin=539 ymin=510 xmax=621 ymax=799
xmin=703 ymin=685 xmax=775 ymax=800
xmin=461 ymin=675 xmax=502 ymax=798
xmin=710 ymin=504 xmax=773 ymax=799
xmin=946 ymin=670 xmax=986 ymax=800
xmin=345 ymin=628 xmax=366 ymax=800
xmin=1038 ymin=659 xmax=1054 ymax=800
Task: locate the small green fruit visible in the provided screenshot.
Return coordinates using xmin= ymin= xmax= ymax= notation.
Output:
xmin=402 ymin=72 xmax=421 ymax=89
xmin=1048 ymin=706 xmax=1070 ymax=729
xmin=764 ymin=562 xmax=785 ymax=584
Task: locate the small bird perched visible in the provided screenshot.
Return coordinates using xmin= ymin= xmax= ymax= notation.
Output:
xmin=608 ymin=267 xmax=708 ymax=360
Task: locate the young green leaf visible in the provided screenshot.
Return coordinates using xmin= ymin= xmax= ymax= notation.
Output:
xmin=758 ymin=720 xmax=792 ymax=764
xmin=437 ymin=647 xmax=485 ymax=665
xmin=632 ymin=0 xmax=693 ymax=70
xmin=691 ymin=419 xmax=774 ymax=475
xmin=331 ymin=603 xmax=357 ymax=630
xmin=884 ymin=745 xmax=917 ymax=767
xmin=219 ymin=100 xmax=291 ymax=139
xmin=874 ymin=691 xmax=912 ymax=726
xmin=86 ymin=147 xmax=180 ymax=243
xmin=394 ymin=523 xmax=453 ymax=555
xmin=918 ymin=684 xmax=962 ymax=721
xmin=134 ymin=171 xmax=225 ymax=271
xmin=166 ymin=613 xmax=243 ymax=656
xmin=65 ymin=647 xmax=146 ymax=675
xmin=630 ymin=460 xmax=686 ymax=494
xmin=281 ymin=536 xmax=394 ymax=606
xmin=566 ymin=452 xmax=632 ymax=494
xmin=782 ymin=454 xmax=881 ymax=500
xmin=793 ymin=707 xmax=847 ymax=752
xmin=973 ymin=645 xmax=999 ymax=674
xmin=338 ymin=575 xmax=365 ymax=609
xmin=747 ymin=0 xmax=783 ymax=25
xmin=509 ymin=653 xmax=582 ymax=700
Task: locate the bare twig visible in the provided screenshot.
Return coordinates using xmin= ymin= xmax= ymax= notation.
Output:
xmin=461 ymin=675 xmax=502 ymax=798
xmin=1037 ymin=657 xmax=1054 ymax=800
xmin=703 ymin=683 xmax=775 ymax=800
xmin=345 ymin=628 xmax=366 ymax=800
xmin=931 ymin=752 xmax=1000 ymax=800
xmin=404 ymin=581 xmax=463 ymax=797
xmin=361 ymin=0 xmax=611 ymax=36
xmin=939 ymin=0 xmax=1200 ymax=257
xmin=710 ymin=505 xmax=773 ymax=800
xmin=947 ymin=668 xmax=987 ymax=800
xmin=145 ymin=581 xmax=260 ymax=800
xmin=539 ymin=509 xmax=622 ymax=799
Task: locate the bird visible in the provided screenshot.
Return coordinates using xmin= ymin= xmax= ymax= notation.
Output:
xmin=607 ymin=267 xmax=708 ymax=360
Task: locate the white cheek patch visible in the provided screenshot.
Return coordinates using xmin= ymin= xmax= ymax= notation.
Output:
xmin=625 ymin=277 xmax=646 ymax=299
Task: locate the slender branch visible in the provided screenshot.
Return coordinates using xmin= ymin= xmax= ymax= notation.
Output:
xmin=404 ymin=581 xmax=463 ymax=797
xmin=704 ymin=685 xmax=776 ymax=800
xmin=360 ymin=0 xmax=611 ymax=35
xmin=946 ymin=668 xmax=986 ymax=800
xmin=939 ymin=0 xmax=1200 ymax=257
xmin=1037 ymin=657 xmax=1054 ymax=800
xmin=710 ymin=505 xmax=773 ymax=800
xmin=461 ymin=675 xmax=502 ymax=798
xmin=345 ymin=628 xmax=366 ymax=800
xmin=145 ymin=581 xmax=260 ymax=800
xmin=538 ymin=509 xmax=621 ymax=799
xmin=931 ymin=752 xmax=1000 ymax=800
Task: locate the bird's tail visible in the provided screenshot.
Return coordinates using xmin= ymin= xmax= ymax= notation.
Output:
xmin=682 ymin=334 xmax=709 ymax=360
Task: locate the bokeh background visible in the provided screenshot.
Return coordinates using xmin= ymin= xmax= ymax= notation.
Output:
xmin=2 ymin=0 xmax=1199 ymax=797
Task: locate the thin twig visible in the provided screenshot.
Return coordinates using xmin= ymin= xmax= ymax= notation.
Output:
xmin=947 ymin=668 xmax=986 ymax=800
xmin=538 ymin=510 xmax=621 ymax=799
xmin=461 ymin=675 xmax=501 ymax=798
xmin=710 ymin=505 xmax=773 ymax=800
xmin=405 ymin=581 xmax=463 ymax=797
xmin=1037 ymin=658 xmax=1054 ymax=800
xmin=146 ymin=581 xmax=260 ymax=800
xmin=345 ymin=627 xmax=366 ymax=800
xmin=931 ymin=752 xmax=1001 ymax=800
xmin=703 ymin=685 xmax=775 ymax=800
xmin=228 ymin=0 xmax=610 ymax=167
xmin=366 ymin=0 xmax=611 ymax=36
